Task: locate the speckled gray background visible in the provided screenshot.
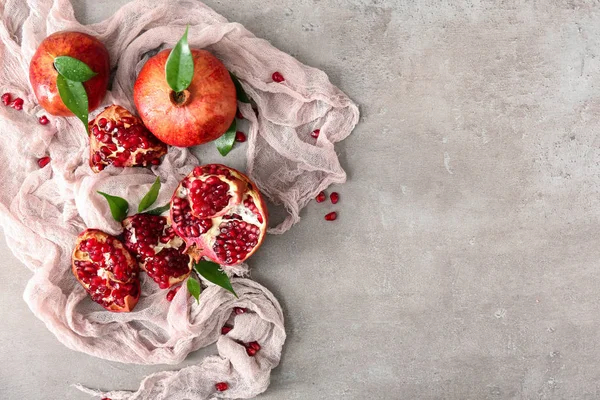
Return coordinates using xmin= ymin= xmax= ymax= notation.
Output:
xmin=3 ymin=1 xmax=600 ymax=399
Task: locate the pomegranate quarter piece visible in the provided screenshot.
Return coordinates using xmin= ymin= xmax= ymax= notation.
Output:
xmin=170 ymin=164 xmax=268 ymax=266
xmin=88 ymin=105 xmax=167 ymax=173
xmin=71 ymin=229 xmax=140 ymax=312
xmin=123 ymin=214 xmax=193 ymax=289
xmin=29 ymin=31 xmax=110 ymax=116
xmin=134 ymin=50 xmax=237 ymax=147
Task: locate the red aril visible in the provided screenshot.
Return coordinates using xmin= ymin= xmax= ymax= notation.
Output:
xmin=325 ymin=212 xmax=337 ymax=221
xmin=311 ymin=129 xmax=320 ymax=138
xmin=221 ymin=325 xmax=232 ymax=334
xmin=170 ymin=164 xmax=268 ymax=266
xmin=88 ymin=105 xmax=167 ymax=173
xmin=235 ymin=131 xmax=246 ymax=142
xmin=215 ymin=382 xmax=229 ymax=392
xmin=315 ymin=191 xmax=326 ymax=203
xmin=11 ymin=98 xmax=23 ymax=110
xmin=39 ymin=115 xmax=49 ymax=125
xmin=330 ymin=192 xmax=339 ymax=204
xmin=166 ymin=286 xmax=181 ymax=302
xmin=123 ymin=214 xmax=193 ymax=289
xmin=272 ymin=72 xmax=285 ymax=83
xmin=1 ymin=93 xmax=11 ymax=106
xmin=38 ymin=156 xmax=51 ymax=168
xmin=71 ymin=229 xmax=140 ymax=312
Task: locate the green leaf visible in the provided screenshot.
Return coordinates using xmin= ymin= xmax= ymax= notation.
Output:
xmin=138 ymin=177 xmax=161 ymax=212
xmin=53 ymin=56 xmax=97 ymax=82
xmin=215 ymin=119 xmax=236 ymax=157
xmin=97 ymin=191 xmax=129 ymax=222
xmin=165 ymin=26 xmax=194 ymax=93
xmin=229 ymin=72 xmax=251 ymax=103
xmin=144 ymin=203 xmax=171 ymax=216
xmin=194 ymin=260 xmax=238 ymax=298
xmin=56 ymin=74 xmax=89 ymax=134
xmin=187 ymin=277 xmax=202 ymax=303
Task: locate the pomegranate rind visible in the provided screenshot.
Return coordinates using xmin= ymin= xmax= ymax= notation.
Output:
xmin=122 ymin=214 xmax=193 ymax=289
xmin=71 ymin=229 xmax=140 ymax=312
xmin=170 ymin=164 xmax=268 ymax=266
xmin=88 ymin=105 xmax=168 ymax=173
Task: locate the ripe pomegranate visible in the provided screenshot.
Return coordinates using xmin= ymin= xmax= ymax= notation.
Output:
xmin=29 ymin=31 xmax=110 ymax=116
xmin=88 ymin=105 xmax=167 ymax=173
xmin=123 ymin=214 xmax=193 ymax=289
xmin=133 ymin=50 xmax=236 ymax=147
xmin=170 ymin=164 xmax=268 ymax=266
xmin=71 ymin=229 xmax=140 ymax=312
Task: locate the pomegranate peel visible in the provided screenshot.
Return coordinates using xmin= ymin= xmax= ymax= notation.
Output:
xmin=170 ymin=164 xmax=268 ymax=266
xmin=71 ymin=229 xmax=140 ymax=312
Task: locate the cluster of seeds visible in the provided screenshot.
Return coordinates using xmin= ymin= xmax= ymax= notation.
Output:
xmin=315 ymin=190 xmax=340 ymax=221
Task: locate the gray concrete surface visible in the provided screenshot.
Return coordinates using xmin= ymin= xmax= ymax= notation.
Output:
xmin=3 ymin=0 xmax=600 ymax=399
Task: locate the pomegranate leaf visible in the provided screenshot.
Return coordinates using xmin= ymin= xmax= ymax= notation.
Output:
xmin=53 ymin=56 xmax=97 ymax=82
xmin=56 ymin=74 xmax=89 ymax=134
xmin=138 ymin=177 xmax=161 ymax=212
xmin=97 ymin=191 xmax=129 ymax=222
xmin=165 ymin=25 xmax=194 ymax=93
xmin=215 ymin=119 xmax=236 ymax=157
xmin=229 ymin=72 xmax=251 ymax=103
xmin=187 ymin=277 xmax=202 ymax=303
xmin=144 ymin=203 xmax=170 ymax=216
xmin=194 ymin=260 xmax=238 ymax=298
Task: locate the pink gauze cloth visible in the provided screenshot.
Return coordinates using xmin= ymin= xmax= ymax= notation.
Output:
xmin=0 ymin=0 xmax=359 ymax=399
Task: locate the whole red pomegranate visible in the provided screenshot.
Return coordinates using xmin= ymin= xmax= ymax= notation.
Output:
xmin=71 ymin=229 xmax=140 ymax=312
xmin=29 ymin=31 xmax=110 ymax=116
xmin=88 ymin=105 xmax=167 ymax=172
xmin=133 ymin=50 xmax=237 ymax=147
xmin=170 ymin=164 xmax=268 ymax=266
xmin=123 ymin=214 xmax=193 ymax=289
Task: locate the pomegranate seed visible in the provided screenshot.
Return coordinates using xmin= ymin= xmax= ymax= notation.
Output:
xmin=1 ymin=93 xmax=11 ymax=106
xmin=11 ymin=98 xmax=23 ymax=110
xmin=166 ymin=286 xmax=181 ymax=302
xmin=325 ymin=212 xmax=337 ymax=221
xmin=38 ymin=115 xmax=49 ymax=125
xmin=248 ymin=341 xmax=261 ymax=351
xmin=330 ymin=192 xmax=339 ymax=204
xmin=235 ymin=131 xmax=246 ymax=142
xmin=272 ymin=71 xmax=285 ymax=83
xmin=315 ymin=191 xmax=326 ymax=203
xmin=311 ymin=129 xmax=320 ymax=138
xmin=234 ymin=307 xmax=246 ymax=315
xmin=37 ymin=156 xmax=51 ymax=168
xmin=236 ymin=109 xmax=244 ymax=119
xmin=221 ymin=325 xmax=232 ymax=334
xmin=246 ymin=347 xmax=257 ymax=356
xmin=215 ymin=382 xmax=229 ymax=392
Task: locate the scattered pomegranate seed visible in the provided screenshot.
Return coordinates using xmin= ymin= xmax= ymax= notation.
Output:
xmin=235 ymin=131 xmax=246 ymax=142
xmin=330 ymin=192 xmax=339 ymax=204
xmin=10 ymin=97 xmax=23 ymax=110
xmin=37 ymin=156 xmax=51 ymax=168
xmin=272 ymin=71 xmax=285 ymax=83
xmin=234 ymin=307 xmax=246 ymax=315
xmin=246 ymin=346 xmax=257 ymax=356
xmin=221 ymin=325 xmax=232 ymax=334
xmin=236 ymin=109 xmax=244 ymax=119
xmin=248 ymin=341 xmax=261 ymax=351
xmin=215 ymin=382 xmax=229 ymax=392
xmin=311 ymin=129 xmax=320 ymax=138
xmin=101 ymin=398 xmax=111 ymax=400
xmin=39 ymin=115 xmax=49 ymax=125
xmin=315 ymin=191 xmax=326 ymax=203
xmin=166 ymin=286 xmax=181 ymax=302
xmin=1 ymin=93 xmax=11 ymax=106
xmin=325 ymin=212 xmax=337 ymax=221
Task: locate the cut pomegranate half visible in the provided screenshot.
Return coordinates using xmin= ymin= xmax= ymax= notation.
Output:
xmin=88 ymin=105 xmax=167 ymax=173
xmin=71 ymin=229 xmax=140 ymax=312
xmin=170 ymin=164 xmax=268 ymax=266
xmin=122 ymin=214 xmax=193 ymax=289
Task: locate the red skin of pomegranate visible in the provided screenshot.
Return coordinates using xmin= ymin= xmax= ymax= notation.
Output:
xmin=170 ymin=164 xmax=268 ymax=266
xmin=71 ymin=229 xmax=140 ymax=312
xmin=133 ymin=49 xmax=237 ymax=147
xmin=29 ymin=31 xmax=110 ymax=116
